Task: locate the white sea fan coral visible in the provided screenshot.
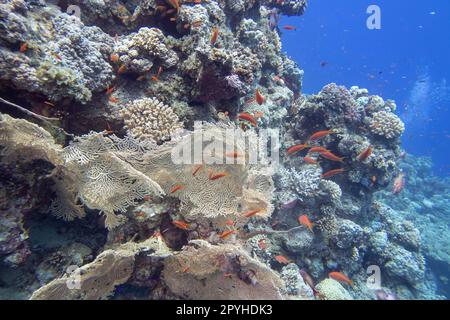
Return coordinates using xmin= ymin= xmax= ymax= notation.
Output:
xmin=119 ymin=97 xmax=183 ymax=143
xmin=62 ymin=132 xmax=165 ymax=229
xmin=370 ymin=111 xmax=405 ymax=139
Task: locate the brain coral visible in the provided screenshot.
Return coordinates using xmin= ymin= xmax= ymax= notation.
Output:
xmin=369 ymin=111 xmax=405 ymax=139
xmin=119 ymin=97 xmax=183 ymax=143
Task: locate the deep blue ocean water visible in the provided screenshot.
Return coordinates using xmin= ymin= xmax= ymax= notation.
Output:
xmin=281 ymin=0 xmax=450 ymax=176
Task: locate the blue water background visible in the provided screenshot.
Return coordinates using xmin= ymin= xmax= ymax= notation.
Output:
xmin=280 ymin=0 xmax=450 ymax=176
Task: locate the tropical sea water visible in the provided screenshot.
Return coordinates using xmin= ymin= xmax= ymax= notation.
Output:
xmin=280 ymin=0 xmax=450 ymax=177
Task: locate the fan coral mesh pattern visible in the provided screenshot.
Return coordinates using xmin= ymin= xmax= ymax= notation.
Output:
xmin=62 ymin=133 xmax=165 ymax=229
xmin=369 ymin=111 xmax=405 ymax=139
xmin=119 ymin=97 xmax=183 ymax=143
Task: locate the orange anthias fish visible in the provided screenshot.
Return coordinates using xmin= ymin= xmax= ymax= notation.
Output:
xmin=209 ymin=172 xmax=228 ymax=181
xmin=226 ymin=219 xmax=235 ymax=226
xmin=298 ymin=214 xmax=314 ymax=232
xmin=392 ymin=172 xmax=405 ymax=194
xmin=303 ymin=156 xmax=318 ymax=165
xmin=19 ymin=42 xmax=28 ymax=53
xmin=274 ymin=255 xmax=290 ymax=265
xmin=320 ymin=151 xmax=344 ymax=163
xmin=309 ymin=130 xmax=334 ymax=141
xmin=168 ymin=0 xmax=180 ymax=13
xmin=357 ymin=145 xmax=373 ymax=161
xmin=210 ymin=27 xmax=219 ymax=46
xmin=255 ymin=89 xmax=265 ymax=105
xmin=329 ymin=272 xmax=353 ymax=286
xmin=237 ymin=112 xmax=258 ymax=127
xmin=258 ymin=238 xmax=267 ymax=250
xmin=172 ymin=220 xmax=189 ymax=230
xmin=321 ymin=168 xmax=346 ymax=179
xmin=170 ymin=184 xmax=185 ymax=193
xmin=192 ymin=164 xmax=203 ymax=176
xmin=283 ymin=25 xmax=297 ymax=31
xmin=287 ymin=144 xmax=310 ymax=156
xmin=219 ymin=229 xmax=236 ymax=239
xmin=243 ymin=208 xmax=262 ymax=218
xmin=225 ymin=151 xmax=244 ymax=159
xmin=308 ymin=146 xmax=330 ymax=154
xmin=110 ymin=53 xmax=120 ymax=63
xmin=117 ymin=64 xmax=127 ymax=74
xmin=105 ymin=85 xmax=115 ymax=95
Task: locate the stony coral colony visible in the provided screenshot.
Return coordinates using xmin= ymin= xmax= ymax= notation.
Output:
xmin=0 ymin=0 xmax=435 ymax=301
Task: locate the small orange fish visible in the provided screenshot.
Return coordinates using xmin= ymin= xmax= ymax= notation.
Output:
xmin=392 ymin=173 xmax=405 ymax=194
xmin=274 ymin=255 xmax=290 ymax=265
xmin=308 ymin=146 xmax=330 ymax=154
xmin=143 ymin=195 xmax=152 ymax=201
xmin=211 ymin=27 xmax=219 ymax=46
xmin=109 ymin=96 xmax=119 ymax=103
xmin=357 ymin=145 xmax=373 ymax=161
xmin=283 ymin=25 xmax=297 ymax=31
xmin=117 ymin=64 xmax=127 ymax=74
xmin=172 ymin=220 xmax=189 ymax=230
xmin=219 ymin=229 xmax=236 ymax=239
xmin=168 ymin=0 xmax=180 ymax=13
xmin=303 ymin=156 xmax=318 ymax=165
xmin=255 ymin=89 xmax=265 ymax=105
xmin=329 ymin=272 xmax=353 ymax=286
xmin=321 ymin=168 xmax=345 ymax=179
xmin=258 ymin=238 xmax=267 ymax=250
xmin=243 ymin=208 xmax=262 ymax=218
xmin=287 ymin=144 xmax=310 ymax=156
xmin=237 ymin=112 xmax=258 ymax=127
xmin=19 ymin=42 xmax=28 ymax=53
xmin=309 ymin=130 xmax=334 ymax=141
xmin=253 ymin=111 xmax=265 ymax=119
xmin=110 ymin=53 xmax=120 ymax=63
xmin=320 ymin=151 xmax=344 ymax=163
xmin=225 ymin=151 xmax=243 ymax=159
xmin=170 ymin=185 xmax=184 ymax=193
xmin=192 ymin=164 xmax=203 ymax=176
xmin=105 ymin=85 xmax=115 ymax=95
xmin=226 ymin=219 xmax=235 ymax=226
xmin=298 ymin=214 xmax=314 ymax=232
xmin=150 ymin=75 xmax=159 ymax=82
xmin=182 ymin=267 xmax=190 ymax=273
xmin=209 ymin=172 xmax=228 ymax=180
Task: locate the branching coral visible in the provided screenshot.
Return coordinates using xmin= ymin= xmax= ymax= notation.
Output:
xmin=119 ymin=97 xmax=183 ymax=143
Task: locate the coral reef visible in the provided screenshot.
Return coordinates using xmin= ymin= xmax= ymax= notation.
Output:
xmin=0 ymin=0 xmax=446 ymax=301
